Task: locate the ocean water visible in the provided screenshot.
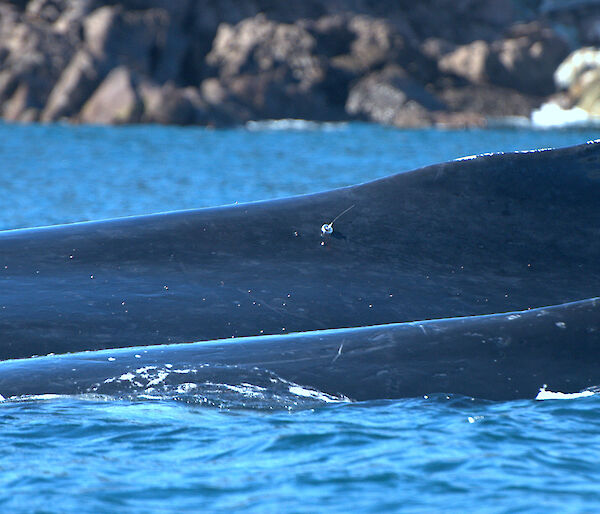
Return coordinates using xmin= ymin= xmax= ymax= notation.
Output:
xmin=1 ymin=120 xmax=600 ymax=512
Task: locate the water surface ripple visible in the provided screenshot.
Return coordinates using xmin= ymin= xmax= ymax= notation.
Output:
xmin=1 ymin=396 xmax=599 ymax=512
xmin=1 ymin=122 xmax=600 ymax=511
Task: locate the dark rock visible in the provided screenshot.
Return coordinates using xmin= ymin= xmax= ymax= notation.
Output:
xmin=207 ymin=14 xmax=320 ymax=81
xmin=438 ymin=84 xmax=543 ymax=117
xmin=403 ymin=0 xmax=517 ymax=44
xmin=26 ymin=0 xmax=71 ymax=24
xmin=0 ymin=16 xmax=77 ymax=120
xmin=541 ymin=0 xmax=600 ymax=14
xmin=420 ymin=37 xmax=457 ymax=62
xmin=346 ymin=65 xmax=445 ymax=127
xmin=304 ymin=15 xmax=355 ymax=59
xmin=83 ymin=5 xmax=171 ymax=77
xmin=0 ymin=0 xmax=591 ymax=127
xmin=0 ymin=4 xmax=19 ymax=40
xmin=431 ymin=110 xmax=487 ymax=128
xmin=3 ymin=0 xmax=29 ymax=12
xmin=488 ymin=22 xmax=570 ymax=96
xmin=199 ymin=77 xmax=253 ymax=125
xmin=42 ymin=49 xmax=107 ymax=121
xmin=438 ymin=22 xmax=569 ymax=96
xmin=139 ymin=81 xmax=208 ymax=125
xmin=206 ymin=14 xmax=345 ymax=120
xmin=317 ymin=14 xmax=436 ymax=84
xmin=51 ymin=0 xmax=95 ymax=36
xmin=2 ymin=82 xmax=39 ymax=121
xmin=330 ymin=15 xmax=405 ymax=73
xmin=200 ymin=77 xmax=227 ymax=105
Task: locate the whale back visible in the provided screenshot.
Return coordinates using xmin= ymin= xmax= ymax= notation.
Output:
xmin=0 ymin=141 xmax=599 ymax=360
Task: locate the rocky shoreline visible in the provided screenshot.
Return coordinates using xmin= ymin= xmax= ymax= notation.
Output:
xmin=2 ymin=0 xmax=600 ymax=128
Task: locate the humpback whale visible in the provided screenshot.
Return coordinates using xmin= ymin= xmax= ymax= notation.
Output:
xmin=0 ymin=140 xmax=599 ymax=401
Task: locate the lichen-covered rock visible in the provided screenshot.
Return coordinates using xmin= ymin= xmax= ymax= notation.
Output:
xmin=0 ymin=0 xmax=592 ymax=127
xmin=330 ymin=16 xmax=404 ymax=73
xmin=551 ymin=47 xmax=600 ymax=117
xmin=26 ymin=0 xmax=71 ymax=24
xmin=208 ymin=14 xmax=321 ymax=82
xmin=206 ymin=14 xmax=344 ymax=120
xmin=41 ymin=49 xmax=107 ymax=121
xmin=438 ymin=84 xmax=543 ymax=118
xmin=140 ymin=81 xmax=208 ymax=125
xmin=0 ymin=12 xmax=78 ymax=120
xmin=2 ymin=82 xmax=37 ymax=121
xmin=346 ymin=65 xmax=445 ymax=128
xmin=438 ymin=40 xmax=491 ymax=84
xmin=83 ymin=5 xmax=172 ymax=77
xmin=488 ymin=22 xmax=570 ymax=96
xmin=199 ymin=77 xmax=254 ymax=125
xmin=80 ymin=66 xmax=142 ymax=124
xmin=308 ymin=14 xmax=436 ymax=85
xmin=0 ymin=3 xmax=19 ymax=41
xmin=554 ymin=47 xmax=600 ymax=90
xmin=438 ymin=22 xmax=569 ymax=96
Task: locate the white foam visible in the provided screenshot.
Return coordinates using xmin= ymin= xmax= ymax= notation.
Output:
xmin=467 ymin=415 xmax=483 ymax=423
xmin=288 ymin=385 xmax=348 ymax=403
xmin=146 ymin=370 xmax=169 ymax=387
xmin=454 ymin=146 xmax=556 ymax=163
xmin=176 ymin=383 xmax=198 ymax=394
xmin=135 ymin=366 xmax=158 ymax=374
xmin=204 ymin=382 xmax=267 ymax=398
xmin=10 ymin=394 xmax=66 ymax=401
xmin=535 ymin=386 xmax=595 ymax=400
xmin=245 ymin=119 xmax=348 ymax=131
xmin=531 ymin=102 xmax=600 ymax=128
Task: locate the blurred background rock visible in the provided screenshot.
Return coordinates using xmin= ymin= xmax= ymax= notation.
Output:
xmin=1 ymin=0 xmax=600 ymax=128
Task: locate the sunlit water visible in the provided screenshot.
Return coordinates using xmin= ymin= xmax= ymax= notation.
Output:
xmin=1 ymin=121 xmax=600 ymax=512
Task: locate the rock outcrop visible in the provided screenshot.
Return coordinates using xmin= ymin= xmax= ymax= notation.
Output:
xmin=0 ymin=0 xmax=597 ymax=127
xmin=532 ymin=46 xmax=600 ymax=126
xmin=346 ymin=65 xmax=445 ymax=128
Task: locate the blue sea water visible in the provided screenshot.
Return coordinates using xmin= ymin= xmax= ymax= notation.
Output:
xmin=1 ymin=120 xmax=600 ymax=512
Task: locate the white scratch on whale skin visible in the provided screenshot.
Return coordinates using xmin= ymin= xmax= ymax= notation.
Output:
xmin=332 ymin=343 xmax=344 ymax=363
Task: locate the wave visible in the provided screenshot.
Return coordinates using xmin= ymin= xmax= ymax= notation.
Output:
xmin=0 ymin=140 xmax=599 ymax=402
xmin=531 ymin=103 xmax=600 ymax=129
xmin=245 ymin=118 xmax=348 ymax=131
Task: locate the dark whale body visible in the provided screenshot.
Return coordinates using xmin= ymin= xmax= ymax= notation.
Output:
xmin=0 ymin=298 xmax=598 ymax=402
xmin=0 ymin=140 xmax=599 ymax=400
